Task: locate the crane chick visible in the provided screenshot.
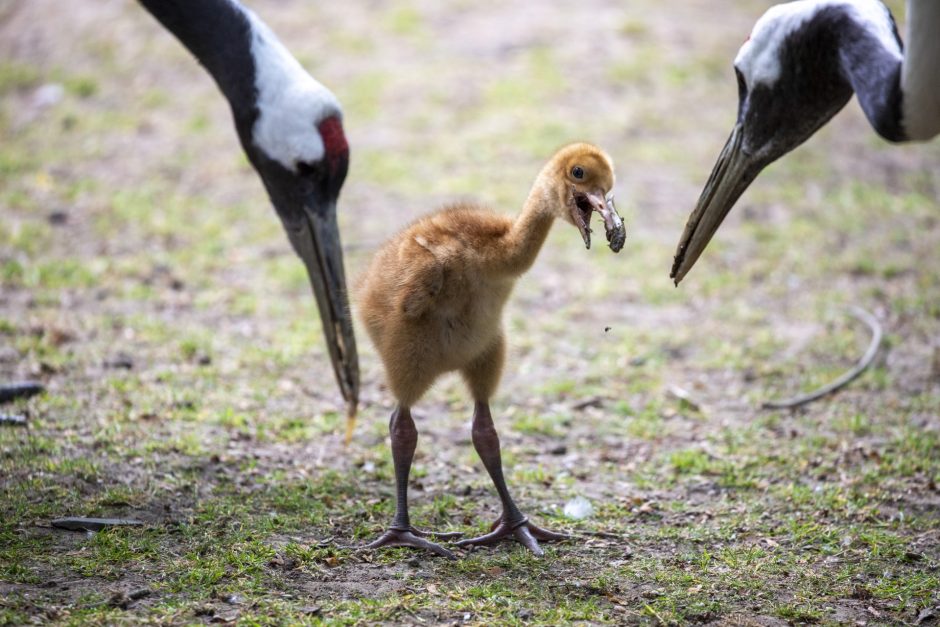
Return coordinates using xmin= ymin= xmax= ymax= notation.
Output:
xmin=356 ymin=143 xmax=625 ymax=558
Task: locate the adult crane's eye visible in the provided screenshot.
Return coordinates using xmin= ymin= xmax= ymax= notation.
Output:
xmin=572 ymin=166 xmax=584 ymax=179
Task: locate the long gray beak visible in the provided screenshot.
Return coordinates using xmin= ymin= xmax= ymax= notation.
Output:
xmin=284 ymin=202 xmax=359 ymax=418
xmin=670 ymin=126 xmax=761 ymax=284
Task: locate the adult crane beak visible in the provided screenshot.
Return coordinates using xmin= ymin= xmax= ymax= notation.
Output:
xmin=670 ymin=125 xmax=761 ymax=285
xmin=283 ymin=200 xmax=360 ymax=438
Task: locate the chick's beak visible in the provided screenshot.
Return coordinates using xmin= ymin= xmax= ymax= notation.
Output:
xmin=670 ymin=125 xmax=761 ymax=284
xmin=283 ymin=200 xmax=360 ymax=419
xmin=572 ymin=189 xmax=626 ymax=253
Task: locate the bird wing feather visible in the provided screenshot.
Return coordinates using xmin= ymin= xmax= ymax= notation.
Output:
xmin=397 ymin=235 xmax=446 ymax=319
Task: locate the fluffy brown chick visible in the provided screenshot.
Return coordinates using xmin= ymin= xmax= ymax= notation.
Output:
xmin=356 ymin=143 xmax=624 ymax=559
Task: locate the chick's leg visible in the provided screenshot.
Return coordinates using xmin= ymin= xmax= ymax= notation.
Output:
xmin=456 ymin=401 xmax=568 ymax=557
xmin=362 ymin=405 xmax=460 ymax=559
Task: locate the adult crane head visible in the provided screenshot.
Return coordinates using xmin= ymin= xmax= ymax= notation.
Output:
xmin=138 ymin=0 xmax=359 ymax=413
xmin=670 ymin=0 xmax=906 ymax=285
xmin=240 ymin=10 xmax=359 ymax=414
xmin=248 ymin=109 xmax=358 ymax=415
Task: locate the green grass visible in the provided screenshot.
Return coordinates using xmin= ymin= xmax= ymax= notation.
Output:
xmin=1 ymin=0 xmax=938 ymax=623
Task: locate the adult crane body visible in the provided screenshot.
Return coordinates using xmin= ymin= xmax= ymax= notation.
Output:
xmin=671 ymin=0 xmax=940 ymax=284
xmin=138 ymin=0 xmax=359 ymax=416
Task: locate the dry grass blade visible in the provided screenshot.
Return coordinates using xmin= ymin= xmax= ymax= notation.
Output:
xmin=762 ymin=307 xmax=883 ymax=410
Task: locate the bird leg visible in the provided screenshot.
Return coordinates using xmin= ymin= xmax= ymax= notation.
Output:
xmin=362 ymin=406 xmax=461 ymax=559
xmin=456 ymin=402 xmax=568 ymax=556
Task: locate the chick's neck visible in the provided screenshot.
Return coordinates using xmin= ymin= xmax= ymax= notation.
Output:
xmin=502 ymin=174 xmax=564 ymax=275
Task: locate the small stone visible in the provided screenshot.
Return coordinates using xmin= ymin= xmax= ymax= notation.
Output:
xmin=665 ymin=385 xmax=702 ymax=412
xmin=105 ymin=354 xmax=134 ymax=370
xmin=915 ymin=606 xmax=937 ymax=626
xmin=32 ymin=83 xmax=64 ymax=109
xmin=128 ymin=588 xmax=150 ymax=601
xmin=108 ymin=592 xmax=130 ymax=609
xmin=194 ymin=605 xmax=214 ymax=617
xmin=563 ymin=496 xmax=594 ymax=520
xmin=0 ymin=414 xmax=27 ymax=427
xmin=47 ymin=210 xmax=69 ymax=225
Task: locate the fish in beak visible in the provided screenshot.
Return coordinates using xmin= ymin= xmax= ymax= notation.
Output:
xmin=670 ymin=125 xmax=762 ymax=285
xmin=572 ymin=189 xmax=626 ymax=252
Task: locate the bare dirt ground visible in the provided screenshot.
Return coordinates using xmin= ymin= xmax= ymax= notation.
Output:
xmin=1 ymin=0 xmax=938 ymax=624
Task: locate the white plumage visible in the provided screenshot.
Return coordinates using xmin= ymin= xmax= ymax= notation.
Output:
xmin=735 ymin=0 xmax=901 ymax=89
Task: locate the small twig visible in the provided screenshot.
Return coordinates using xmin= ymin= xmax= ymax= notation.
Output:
xmin=0 ymin=382 xmax=45 ymax=404
xmin=581 ymin=530 xmax=623 ymax=540
xmin=51 ymin=517 xmax=144 ymax=531
xmin=571 ymin=396 xmax=604 ymax=411
xmin=762 ymin=307 xmax=883 ymax=410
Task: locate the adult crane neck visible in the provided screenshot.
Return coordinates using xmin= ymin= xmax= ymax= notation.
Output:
xmin=834 ymin=6 xmax=904 ymax=143
xmin=840 ymin=0 xmax=940 ymax=143
xmin=138 ymin=0 xmax=258 ymax=125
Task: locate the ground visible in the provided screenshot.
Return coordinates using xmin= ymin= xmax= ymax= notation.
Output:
xmin=1 ymin=0 xmax=939 ymax=624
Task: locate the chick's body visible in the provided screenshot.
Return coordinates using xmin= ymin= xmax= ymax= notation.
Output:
xmin=357 ymin=205 xmax=517 ymax=406
xmin=354 ymin=143 xmax=624 ymax=558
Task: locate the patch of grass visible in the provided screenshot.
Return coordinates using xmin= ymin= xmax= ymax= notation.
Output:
xmin=70 ymin=528 xmax=161 ymax=578
xmin=620 ymin=401 xmax=668 ymax=440
xmin=384 ymin=6 xmax=424 ymax=37
xmin=606 ymin=46 xmax=660 ymax=85
xmin=0 ymin=259 xmax=26 ymax=286
xmin=511 ymin=411 xmax=567 ymax=437
xmin=774 ymin=602 xmax=823 ymax=622
xmin=879 ymin=427 xmax=940 ymax=479
xmin=669 ymin=448 xmax=714 ymax=475
xmin=0 ymin=61 xmax=41 ymax=94
xmin=0 ymin=531 xmax=48 ymax=584
xmin=3 ymin=0 xmax=939 ymax=624
xmin=63 ymin=75 xmax=98 ymax=98
xmin=342 ymin=71 xmax=388 ymax=121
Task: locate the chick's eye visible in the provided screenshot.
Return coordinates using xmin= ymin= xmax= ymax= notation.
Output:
xmin=572 ymin=166 xmax=584 ymax=180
